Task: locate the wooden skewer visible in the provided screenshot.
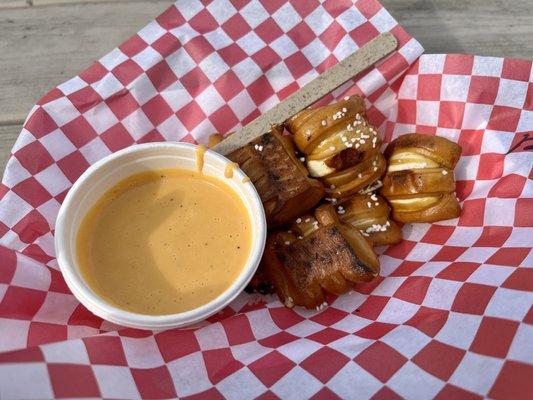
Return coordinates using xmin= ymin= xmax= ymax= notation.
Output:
xmin=213 ymin=32 xmax=398 ymax=156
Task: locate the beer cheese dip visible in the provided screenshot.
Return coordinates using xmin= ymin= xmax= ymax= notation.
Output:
xmin=76 ymin=168 xmax=252 ymax=315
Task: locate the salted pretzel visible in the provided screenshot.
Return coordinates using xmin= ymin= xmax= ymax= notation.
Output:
xmin=337 ymin=193 xmax=402 ymax=246
xmin=381 ymin=133 xmax=462 ymax=223
xmin=263 ymin=204 xmax=379 ymax=309
xmin=221 ymin=127 xmax=324 ymax=228
xmin=285 ymin=95 xmax=386 ymax=199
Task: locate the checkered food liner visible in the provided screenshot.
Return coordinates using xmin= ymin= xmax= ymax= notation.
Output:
xmin=0 ymin=1 xmax=532 ymax=399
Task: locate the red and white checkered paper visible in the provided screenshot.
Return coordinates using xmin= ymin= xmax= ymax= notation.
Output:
xmin=1 ymin=0 xmax=532 ymax=398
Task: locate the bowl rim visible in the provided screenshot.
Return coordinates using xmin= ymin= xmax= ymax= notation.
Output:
xmin=54 ymin=142 xmax=266 ymax=329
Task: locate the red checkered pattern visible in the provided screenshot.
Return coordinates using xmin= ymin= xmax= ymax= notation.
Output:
xmin=0 ymin=0 xmax=531 ymax=398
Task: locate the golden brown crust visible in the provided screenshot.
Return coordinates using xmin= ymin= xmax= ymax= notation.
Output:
xmin=263 ymin=208 xmax=379 ymax=309
xmin=381 ymin=133 xmax=462 ymax=223
xmin=287 ymin=95 xmax=367 ymax=154
xmin=366 ymin=221 xmax=403 ymax=247
xmin=338 ymin=194 xmax=403 ymax=246
xmin=390 ymin=193 xmax=461 ymax=223
xmin=314 ymin=204 xmax=379 ymax=273
xmin=285 ymin=95 xmax=384 ymax=199
xmin=323 ymin=152 xmax=387 ymax=199
xmin=381 ymin=168 xmax=456 ymax=197
xmin=228 ymin=128 xmax=324 ymax=228
xmin=384 ymin=133 xmax=461 ymax=169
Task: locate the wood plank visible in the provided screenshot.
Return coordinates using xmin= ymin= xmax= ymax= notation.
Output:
xmin=0 ymin=0 xmax=531 ymax=172
xmin=0 ymin=0 xmax=164 ymax=10
xmin=1 ymin=0 xmax=530 ymax=126
xmin=381 ymin=0 xmax=533 ymax=57
xmin=0 ymin=1 xmax=28 ymax=9
xmin=0 ymin=0 xmax=172 ymax=125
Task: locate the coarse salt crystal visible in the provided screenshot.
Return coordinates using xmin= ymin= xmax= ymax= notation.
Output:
xmin=284 ymin=241 xmax=290 ymax=245
xmin=285 ymin=297 xmax=294 ymax=308
xmin=367 ymin=202 xmax=372 ymax=208
xmin=375 ymin=202 xmax=379 ymax=206
xmin=330 ymin=184 xmax=336 ymax=189
xmin=329 ymin=146 xmax=336 ymax=151
xmin=373 ymin=166 xmax=378 ymax=171
xmin=370 ymin=194 xmax=378 ymax=201
xmin=300 ymin=157 xmax=306 ymax=162
xmin=358 ymin=173 xmax=362 ymax=178
xmin=442 ymin=170 xmax=448 ymax=175
xmin=305 ymin=218 xmax=310 ymax=222
xmin=344 ymin=96 xmax=349 ymax=100
xmin=296 ymin=218 xmax=302 ymax=223
xmin=342 ymin=107 xmax=347 ymax=113
xmin=321 ymin=120 xmax=327 ymax=126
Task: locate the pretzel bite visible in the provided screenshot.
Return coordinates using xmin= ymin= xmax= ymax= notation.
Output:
xmin=381 ymin=133 xmax=462 ymax=223
xmin=338 ymin=193 xmax=402 ymax=246
xmin=227 ymin=126 xmax=324 ymax=227
xmin=263 ymin=206 xmax=379 ymax=309
xmin=286 ymin=95 xmax=385 ymax=199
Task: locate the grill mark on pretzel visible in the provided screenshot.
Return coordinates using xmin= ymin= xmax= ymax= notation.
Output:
xmin=228 ymin=129 xmax=324 ymax=227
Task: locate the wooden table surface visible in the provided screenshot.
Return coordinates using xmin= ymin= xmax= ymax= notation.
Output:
xmin=1 ymin=0 xmax=532 ymax=171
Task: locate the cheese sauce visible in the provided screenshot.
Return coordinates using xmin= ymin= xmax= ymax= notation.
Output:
xmin=196 ymin=145 xmax=206 ymax=173
xmin=224 ymin=162 xmax=239 ymax=179
xmin=76 ymin=168 xmax=252 ymax=315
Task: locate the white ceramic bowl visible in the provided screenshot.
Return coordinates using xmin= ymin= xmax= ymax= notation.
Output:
xmin=55 ymin=143 xmax=266 ymax=330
